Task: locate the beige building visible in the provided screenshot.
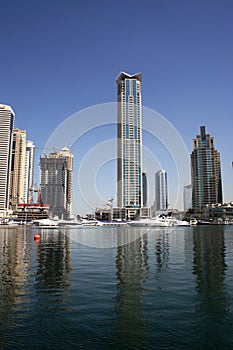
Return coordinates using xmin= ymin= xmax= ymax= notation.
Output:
xmin=9 ymin=128 xmax=27 ymax=209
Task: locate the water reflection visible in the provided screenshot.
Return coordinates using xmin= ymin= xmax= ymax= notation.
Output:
xmin=115 ymin=227 xmax=149 ymax=348
xmin=0 ymin=228 xmax=72 ymax=310
xmin=0 ymin=227 xmax=31 ymax=310
xmin=192 ymin=226 xmax=231 ymax=348
xmin=155 ymin=230 xmax=169 ymax=272
xmin=35 ymin=229 xmax=71 ymax=310
xmin=0 ymin=227 xmax=34 ymax=349
xmin=1 ymin=225 xmax=233 ymax=349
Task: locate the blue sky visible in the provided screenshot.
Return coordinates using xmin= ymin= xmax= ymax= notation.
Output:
xmin=1 ymin=0 xmax=233 ymax=214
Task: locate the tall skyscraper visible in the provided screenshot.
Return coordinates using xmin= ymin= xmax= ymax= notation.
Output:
xmin=183 ymin=184 xmax=192 ymax=211
xmin=0 ymin=104 xmax=15 ymax=215
xmin=9 ymin=128 xmax=27 ymax=209
xmin=191 ymin=126 xmax=223 ymax=209
xmin=40 ymin=147 xmax=73 ymax=219
xmin=24 ymin=140 xmax=35 ymax=203
xmin=142 ymin=172 xmax=147 ymax=207
xmin=117 ymin=72 xmax=143 ymax=219
xmin=155 ymin=170 xmax=168 ymax=211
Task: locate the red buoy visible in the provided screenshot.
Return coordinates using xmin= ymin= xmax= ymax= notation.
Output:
xmin=34 ymin=234 xmax=40 ymax=241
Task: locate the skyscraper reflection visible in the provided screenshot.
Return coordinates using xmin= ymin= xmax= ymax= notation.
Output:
xmin=155 ymin=230 xmax=169 ymax=272
xmin=35 ymin=230 xmax=71 ymax=295
xmin=115 ymin=227 xmax=149 ymax=348
xmin=192 ymin=226 xmax=230 ymax=348
xmin=0 ymin=227 xmax=31 ymax=308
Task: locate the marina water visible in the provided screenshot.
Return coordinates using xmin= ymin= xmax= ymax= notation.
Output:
xmin=1 ymin=225 xmax=233 ymax=349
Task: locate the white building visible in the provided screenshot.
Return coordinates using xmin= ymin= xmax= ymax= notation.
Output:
xmin=24 ymin=140 xmax=35 ymax=203
xmin=0 ymin=104 xmax=15 ymax=216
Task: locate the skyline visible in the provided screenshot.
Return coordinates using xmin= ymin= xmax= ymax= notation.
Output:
xmin=1 ymin=0 xmax=232 ymax=214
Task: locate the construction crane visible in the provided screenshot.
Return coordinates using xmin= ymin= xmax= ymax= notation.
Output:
xmin=29 ymin=184 xmax=41 ymax=204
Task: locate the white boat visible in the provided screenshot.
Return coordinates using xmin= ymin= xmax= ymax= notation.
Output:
xmin=81 ymin=219 xmax=104 ymax=226
xmin=128 ymin=218 xmax=159 ymax=227
xmin=58 ymin=219 xmax=83 ymax=227
xmin=58 ymin=218 xmax=104 ymax=227
xmin=190 ymin=218 xmax=198 ymax=226
xmin=128 ymin=216 xmax=190 ymax=227
xmin=175 ymin=219 xmax=190 ymax=226
xmin=197 ymin=220 xmax=210 ymax=225
xmin=33 ymin=218 xmax=59 ymax=228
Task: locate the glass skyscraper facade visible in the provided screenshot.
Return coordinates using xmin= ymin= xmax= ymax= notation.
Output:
xmin=155 ymin=170 xmax=168 ymax=211
xmin=117 ymin=72 xmax=143 ymax=219
xmin=183 ymin=184 xmax=192 ymax=211
xmin=142 ymin=172 xmax=147 ymax=207
xmin=191 ymin=126 xmax=223 ymax=209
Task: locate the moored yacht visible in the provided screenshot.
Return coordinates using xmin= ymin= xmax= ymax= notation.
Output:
xmin=128 ymin=216 xmax=190 ymax=227
xmin=32 ymin=218 xmax=59 ymax=228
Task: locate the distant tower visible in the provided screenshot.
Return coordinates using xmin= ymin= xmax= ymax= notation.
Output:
xmin=117 ymin=72 xmax=143 ymax=219
xmin=24 ymin=140 xmax=35 ymax=203
xmin=40 ymin=147 xmax=73 ymax=219
xmin=10 ymin=128 xmax=27 ymax=209
xmin=191 ymin=126 xmax=223 ymax=209
xmin=183 ymin=184 xmax=192 ymax=211
xmin=142 ymin=172 xmax=147 ymax=207
xmin=0 ymin=104 xmax=15 ymax=215
xmin=155 ymin=170 xmax=168 ymax=211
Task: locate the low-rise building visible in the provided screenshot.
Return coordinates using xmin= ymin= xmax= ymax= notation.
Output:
xmin=95 ymin=207 xmax=127 ymax=221
xmin=204 ymin=203 xmax=233 ymax=223
xmin=14 ymin=203 xmax=50 ymax=221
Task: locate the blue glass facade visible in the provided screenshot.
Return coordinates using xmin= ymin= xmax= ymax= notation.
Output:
xmin=155 ymin=170 xmax=168 ymax=211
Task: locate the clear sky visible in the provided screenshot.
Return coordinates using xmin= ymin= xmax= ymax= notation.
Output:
xmin=1 ymin=0 xmax=233 ymax=215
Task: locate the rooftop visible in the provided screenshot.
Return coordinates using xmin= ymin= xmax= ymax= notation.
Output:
xmin=116 ymin=71 xmax=142 ymax=84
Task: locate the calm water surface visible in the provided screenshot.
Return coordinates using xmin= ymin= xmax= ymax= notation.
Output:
xmin=0 ymin=225 xmax=233 ymax=349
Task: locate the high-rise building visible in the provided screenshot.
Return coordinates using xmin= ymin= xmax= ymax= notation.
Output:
xmin=9 ymin=128 xmax=27 ymax=209
xmin=0 ymin=104 xmax=15 ymax=215
xmin=117 ymin=72 xmax=143 ymax=219
xmin=142 ymin=172 xmax=147 ymax=207
xmin=40 ymin=147 xmax=73 ymax=219
xmin=24 ymin=140 xmax=35 ymax=203
xmin=191 ymin=126 xmax=223 ymax=209
xmin=155 ymin=170 xmax=168 ymax=211
xmin=183 ymin=184 xmax=192 ymax=211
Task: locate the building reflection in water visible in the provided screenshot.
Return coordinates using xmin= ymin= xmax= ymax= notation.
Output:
xmin=0 ymin=228 xmax=72 ymax=312
xmin=192 ymin=226 xmax=230 ymax=348
xmin=155 ymin=230 xmax=169 ymax=273
xmin=35 ymin=229 xmax=71 ymax=308
xmin=114 ymin=227 xmax=149 ymax=348
xmin=0 ymin=227 xmax=31 ymax=311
